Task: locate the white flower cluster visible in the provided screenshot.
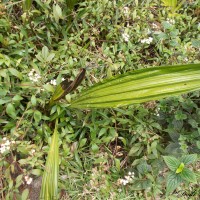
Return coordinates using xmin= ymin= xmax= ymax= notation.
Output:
xmin=24 ymin=175 xmax=33 ymax=185
xmin=155 ymin=107 xmax=160 ymax=117
xmin=141 ymin=37 xmax=153 ymax=44
xmin=50 ymin=79 xmax=57 ymax=86
xmin=0 ymin=137 xmax=15 ymax=154
xmin=28 ymin=69 xmax=41 ymax=83
xmin=118 ymin=171 xmax=135 ymax=185
xmin=49 ymin=78 xmax=65 ymax=86
xmin=167 ymin=18 xmax=175 ymax=25
xmin=122 ymin=33 xmax=130 ymax=42
xmin=123 ymin=6 xmax=130 ymax=16
xmin=30 ymin=149 xmax=35 ymax=154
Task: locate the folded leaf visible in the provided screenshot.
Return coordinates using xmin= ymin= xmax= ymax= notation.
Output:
xmin=49 ymin=68 xmax=86 ymax=107
xmin=40 ymin=122 xmax=59 ymax=200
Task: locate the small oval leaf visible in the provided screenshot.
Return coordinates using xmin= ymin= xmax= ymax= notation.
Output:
xmin=22 ymin=188 xmax=29 ymax=200
xmin=8 ymin=68 xmax=22 ymax=80
xmin=6 ymin=103 xmax=16 ymax=119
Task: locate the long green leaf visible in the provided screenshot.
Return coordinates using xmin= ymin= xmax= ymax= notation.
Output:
xmin=70 ymin=64 xmax=200 ymax=108
xmin=40 ymin=122 xmax=59 ymax=200
xmin=22 ymin=0 xmax=33 ymax=11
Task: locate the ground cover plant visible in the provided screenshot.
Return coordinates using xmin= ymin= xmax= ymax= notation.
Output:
xmin=0 ymin=0 xmax=200 ymax=199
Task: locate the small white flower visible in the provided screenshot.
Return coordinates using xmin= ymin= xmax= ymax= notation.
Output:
xmin=28 ymin=71 xmax=33 ymax=76
xmin=141 ymin=39 xmax=145 ymax=43
xmin=122 ymin=179 xmax=128 ymax=185
xmin=148 ymin=37 xmax=153 ymax=43
xmin=0 ymin=146 xmax=6 ymax=153
xmin=141 ymin=37 xmax=153 ymax=44
xmin=130 ymin=172 xmax=135 ymax=177
xmin=123 ymin=6 xmax=130 ymax=16
xmin=3 ymin=137 xmax=7 ymax=141
xmin=61 ymin=78 xmax=65 ymax=81
xmin=11 ymin=141 xmax=15 ymax=144
xmin=31 ymin=149 xmax=35 ymax=154
xmin=6 ymin=146 xmax=10 ymax=150
xmin=28 ymin=69 xmax=41 ymax=83
xmin=167 ymin=18 xmax=175 ymax=24
xmin=24 ymin=176 xmax=33 ymax=185
xmin=27 ymin=177 xmax=33 ymax=185
xmin=50 ymin=79 xmax=57 ymax=86
xmin=122 ymin=33 xmax=130 ymax=42
xmin=5 ymin=140 xmax=10 ymax=146
xmin=184 ymin=57 xmax=188 ymax=62
xmin=73 ymin=58 xmax=78 ymax=62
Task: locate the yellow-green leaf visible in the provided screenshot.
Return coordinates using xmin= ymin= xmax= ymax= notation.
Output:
xmin=176 ymin=162 xmax=184 ymax=173
xmin=71 ymin=64 xmax=200 ymax=108
xmin=40 ymin=122 xmax=59 ymax=200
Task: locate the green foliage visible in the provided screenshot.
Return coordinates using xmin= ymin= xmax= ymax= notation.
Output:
xmin=70 ymin=64 xmax=200 ymax=108
xmin=161 ymin=0 xmax=186 ymax=16
xmin=163 ymin=154 xmax=197 ymax=195
xmin=22 ymin=0 xmax=33 ymax=11
xmin=0 ymin=0 xmax=200 ymax=199
xmin=40 ymin=122 xmax=59 ymax=199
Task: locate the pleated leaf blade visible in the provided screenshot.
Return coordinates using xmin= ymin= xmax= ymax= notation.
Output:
xmin=70 ymin=64 xmax=200 ymax=108
xmin=40 ymin=123 xmax=59 ymax=200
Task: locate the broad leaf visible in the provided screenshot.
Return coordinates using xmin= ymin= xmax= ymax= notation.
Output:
xmin=163 ymin=156 xmax=180 ymax=171
xmin=128 ymin=144 xmax=141 ymax=156
xmin=70 ymin=64 xmax=200 ymax=108
xmin=21 ymin=188 xmax=29 ymax=200
xmin=8 ymin=68 xmax=22 ymax=80
xmin=180 ymin=168 xmax=197 ymax=183
xmin=180 ymin=154 xmax=197 ymax=165
xmin=53 ymin=4 xmax=62 ymax=23
xmin=166 ymin=171 xmax=182 ymax=195
xmin=41 ymin=46 xmax=49 ymax=60
xmin=6 ymin=103 xmax=16 ymax=119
